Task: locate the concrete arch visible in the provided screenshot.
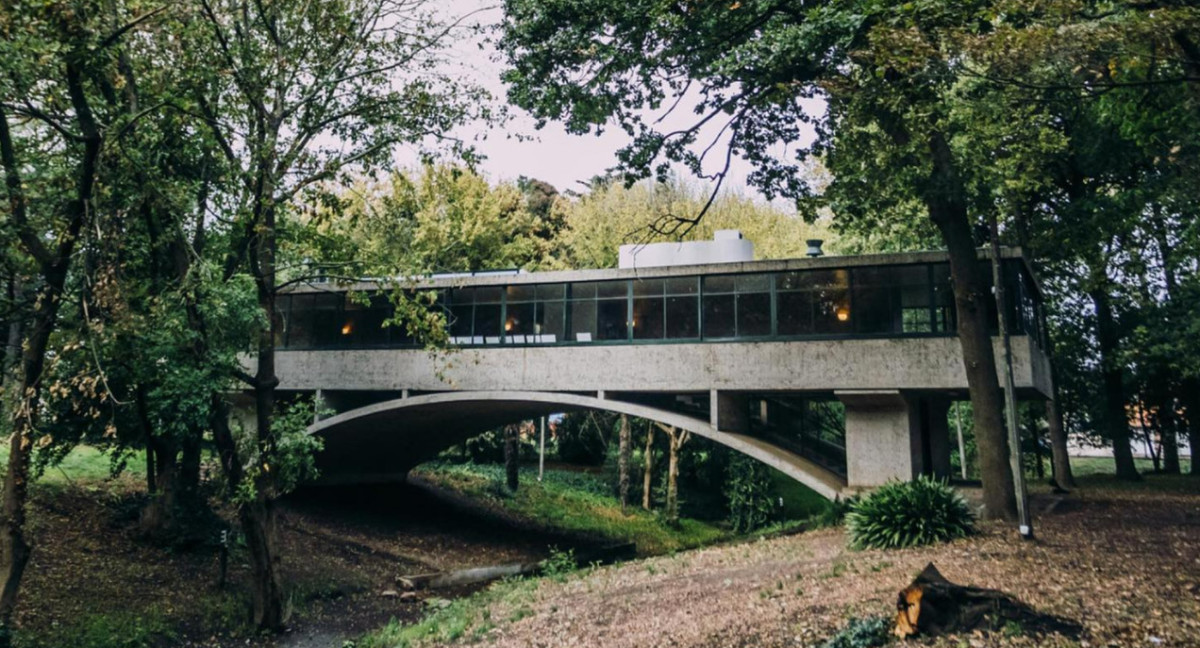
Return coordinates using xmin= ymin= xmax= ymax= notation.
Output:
xmin=308 ymin=390 xmax=847 ymax=499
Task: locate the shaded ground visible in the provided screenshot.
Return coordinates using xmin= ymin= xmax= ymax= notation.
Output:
xmin=385 ymin=475 xmax=1200 ymax=648
xmin=16 ymin=478 xmax=594 ymax=647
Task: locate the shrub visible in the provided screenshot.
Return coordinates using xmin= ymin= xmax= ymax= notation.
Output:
xmin=809 ymin=494 xmax=859 ymax=529
xmin=845 ymin=476 xmax=974 ymax=550
xmin=725 ymin=454 xmax=775 ymax=533
xmin=820 ymin=615 xmax=891 ymax=648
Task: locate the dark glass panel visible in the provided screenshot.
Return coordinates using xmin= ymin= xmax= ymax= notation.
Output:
xmin=664 ymin=277 xmax=698 ymax=295
xmin=313 ymin=293 xmax=342 ymax=347
xmin=474 ymin=303 xmax=503 ymax=342
xmin=738 ymin=292 xmax=772 ymax=337
xmin=448 ymin=288 xmax=474 ymax=306
xmin=537 ymin=283 xmax=566 ymax=300
xmin=286 ymin=294 xmax=316 ymax=348
xmin=596 ymin=280 xmax=628 ymax=299
xmin=475 ymin=286 xmax=503 ymax=303
xmin=851 ymin=267 xmax=896 ymax=334
xmin=507 ymin=284 xmax=536 ymax=302
xmin=632 ymin=278 xmax=664 ymax=297
xmin=538 ymin=301 xmax=565 ymax=342
xmin=735 ymin=274 xmax=771 ymax=293
xmin=812 ymin=270 xmax=851 ymax=335
xmin=665 ymin=295 xmax=699 ymax=339
xmin=506 ymin=301 xmax=536 ymax=339
xmin=703 ymin=275 xmax=736 ymax=294
xmin=632 ymin=296 xmax=665 ymax=339
xmin=703 ymin=294 xmax=736 ymax=338
xmin=597 ymin=299 xmax=628 ymax=340
xmin=342 ymin=295 xmax=389 ymax=347
xmin=895 ymin=265 xmax=932 ymax=333
xmin=448 ymin=305 xmax=473 ymax=339
xmin=569 ymin=299 xmax=597 ymax=342
xmin=777 ymin=291 xmax=814 ymax=336
xmin=569 ymin=282 xmax=597 ymax=300
xmin=931 ymin=263 xmax=955 ymax=333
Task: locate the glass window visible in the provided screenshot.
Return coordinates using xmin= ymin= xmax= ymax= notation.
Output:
xmin=273 ymin=296 xmax=290 ymax=348
xmin=312 ymin=293 xmax=342 ymax=347
xmin=633 ymin=296 xmax=664 ymax=339
xmin=537 ymin=301 xmax=565 ymax=342
xmin=665 ymin=295 xmax=699 ymax=339
xmin=895 ymin=266 xmax=932 ymax=334
xmin=595 ymin=280 xmax=627 ymax=299
xmin=632 ymin=279 xmax=664 ymax=298
xmin=475 ymin=303 xmax=503 ymax=342
xmin=570 ymin=299 xmax=597 ymax=342
xmin=343 ymin=294 xmax=391 ymax=347
xmin=811 ymin=270 xmax=851 ymax=335
xmin=703 ymin=293 xmax=736 ymax=338
xmin=664 ymin=277 xmax=698 ymax=295
xmin=851 ymin=267 xmax=897 ymax=335
xmin=537 ymin=283 xmax=566 ymax=300
xmin=931 ymin=263 xmax=955 ymax=333
xmin=286 ymin=294 xmax=315 ymax=348
xmin=777 ymin=290 xmax=814 ymax=336
xmin=506 ymin=301 xmax=536 ymax=339
xmin=506 ymin=284 xmax=536 ymax=302
xmin=738 ymin=292 xmax=771 ymax=337
xmin=597 ymin=298 xmax=628 ymax=340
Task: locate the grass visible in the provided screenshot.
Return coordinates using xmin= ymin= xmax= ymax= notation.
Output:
xmin=413 ymin=462 xmax=730 ymax=555
xmin=15 ymin=607 xmax=175 ymax=648
xmin=0 ymin=444 xmax=145 ymax=490
xmin=1068 ymin=455 xmax=1191 ymax=477
xmin=353 ymin=577 xmax=540 ymax=648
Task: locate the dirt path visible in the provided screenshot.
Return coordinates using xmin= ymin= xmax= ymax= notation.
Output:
xmin=428 ymin=485 xmax=1200 ymax=648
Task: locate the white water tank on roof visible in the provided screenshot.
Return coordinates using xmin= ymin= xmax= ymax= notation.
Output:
xmin=618 ymin=230 xmax=754 ymax=269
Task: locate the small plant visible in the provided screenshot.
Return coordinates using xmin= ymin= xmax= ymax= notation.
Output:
xmin=810 ymin=494 xmax=859 ymax=528
xmin=845 ymin=476 xmax=974 ymax=550
xmin=820 ymin=615 xmax=892 ymax=648
xmin=725 ymin=454 xmax=775 ymax=533
xmin=540 ymin=547 xmax=577 ymax=582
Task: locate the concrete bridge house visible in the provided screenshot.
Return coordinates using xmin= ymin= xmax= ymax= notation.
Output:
xmin=241 ymin=231 xmax=1052 ymax=499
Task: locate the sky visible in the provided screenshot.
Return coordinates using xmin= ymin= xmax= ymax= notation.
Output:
xmin=393 ymin=1 xmax=821 ymax=201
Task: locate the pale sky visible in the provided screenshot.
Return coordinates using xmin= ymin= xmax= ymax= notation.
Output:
xmin=394 ymin=1 xmax=821 ymax=200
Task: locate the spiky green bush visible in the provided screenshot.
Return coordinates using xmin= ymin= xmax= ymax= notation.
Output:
xmin=845 ymin=476 xmax=974 ymax=550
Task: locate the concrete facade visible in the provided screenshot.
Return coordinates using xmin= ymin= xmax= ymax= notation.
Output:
xmin=267 ymin=336 xmax=1051 ymax=397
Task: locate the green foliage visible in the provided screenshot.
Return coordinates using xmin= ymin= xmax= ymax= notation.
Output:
xmin=846 ymin=477 xmax=975 ymax=551
xmin=16 ymin=610 xmax=175 ymax=648
xmin=725 ymin=454 xmax=775 ymax=534
xmin=540 ymin=547 xmax=577 ymax=582
xmin=808 ymin=495 xmax=859 ymax=529
xmin=555 ymin=412 xmax=613 ymax=466
xmin=820 ymin=615 xmax=892 ymax=648
xmin=234 ymin=398 xmax=324 ymax=505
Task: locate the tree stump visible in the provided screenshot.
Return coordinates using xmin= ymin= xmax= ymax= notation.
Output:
xmin=895 ymin=563 xmax=1081 ymax=640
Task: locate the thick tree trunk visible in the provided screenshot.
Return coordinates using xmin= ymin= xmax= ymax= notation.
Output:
xmin=642 ymin=429 xmax=654 ymax=510
xmin=1161 ymin=398 xmax=1180 ymax=475
xmin=504 ymin=424 xmax=520 ymax=492
xmin=1184 ymin=383 xmax=1200 ymax=476
xmin=924 ymin=132 xmax=1016 ymax=520
xmin=1090 ymin=287 xmax=1139 ymax=480
xmin=617 ymin=415 xmax=630 ymax=511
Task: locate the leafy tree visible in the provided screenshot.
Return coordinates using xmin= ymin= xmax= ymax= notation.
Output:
xmin=725 ymin=454 xmax=774 ymax=533
xmin=499 ymin=0 xmax=1027 ymax=517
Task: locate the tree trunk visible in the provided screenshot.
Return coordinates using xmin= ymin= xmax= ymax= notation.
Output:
xmin=1026 ymin=406 xmax=1044 ymax=480
xmin=1160 ymin=398 xmax=1181 ymax=475
xmin=617 ymin=415 xmax=630 ymax=511
xmin=1045 ymin=396 xmax=1075 ymax=489
xmin=504 ymin=424 xmax=520 ymax=492
xmin=924 ymin=132 xmax=1016 ymax=520
xmin=1090 ymin=286 xmax=1139 ymax=480
xmin=642 ymin=428 xmax=654 ymax=510
xmin=0 ymin=270 xmax=69 ymax=644
xmin=1183 ymin=382 xmax=1200 ymax=476
xmin=657 ymin=424 xmax=689 ymax=526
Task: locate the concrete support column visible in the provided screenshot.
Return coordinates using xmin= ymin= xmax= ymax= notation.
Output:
xmin=710 ymin=389 xmax=750 ymax=433
xmin=924 ymin=396 xmax=953 ymax=480
xmin=836 ymin=390 xmax=919 ymax=488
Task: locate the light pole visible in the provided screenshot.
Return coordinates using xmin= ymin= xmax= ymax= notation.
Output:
xmin=989 ymin=216 xmax=1033 ymax=540
xmin=538 ymin=416 xmax=546 ymax=482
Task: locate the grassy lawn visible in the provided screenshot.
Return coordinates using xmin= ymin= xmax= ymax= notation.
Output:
xmin=0 ymin=444 xmax=144 ymax=490
xmin=1068 ymin=455 xmax=1191 ymax=477
xmin=412 ymin=462 xmax=828 ymax=556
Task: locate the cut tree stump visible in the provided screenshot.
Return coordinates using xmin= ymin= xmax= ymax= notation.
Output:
xmin=894 ymin=563 xmax=1082 ymax=640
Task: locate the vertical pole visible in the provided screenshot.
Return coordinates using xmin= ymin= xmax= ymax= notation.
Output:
xmin=955 ymin=401 xmax=968 ymax=480
xmin=538 ymin=416 xmax=546 ymax=482
xmin=989 ymin=221 xmax=1033 ymax=539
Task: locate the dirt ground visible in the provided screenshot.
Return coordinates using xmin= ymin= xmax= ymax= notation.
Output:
xmin=18 ymin=481 xmax=593 ymax=647
xmin=434 ymin=481 xmax=1200 ymax=648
